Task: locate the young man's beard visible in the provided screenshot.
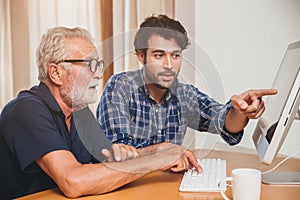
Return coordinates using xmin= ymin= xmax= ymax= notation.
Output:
xmin=153 ymin=82 xmax=169 ymax=89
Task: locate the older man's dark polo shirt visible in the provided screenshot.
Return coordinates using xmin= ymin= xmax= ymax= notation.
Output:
xmin=0 ymin=82 xmax=99 ymax=199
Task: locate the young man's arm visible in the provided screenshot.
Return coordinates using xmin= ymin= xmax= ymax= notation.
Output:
xmin=97 ymin=80 xmax=135 ymax=146
xmin=225 ymin=89 xmax=277 ymax=133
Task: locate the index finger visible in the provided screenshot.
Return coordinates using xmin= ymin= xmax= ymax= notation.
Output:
xmin=186 ymin=152 xmax=202 ymax=173
xmin=250 ymin=89 xmax=277 ymax=98
xmin=101 ymin=149 xmax=113 ymax=162
xmin=111 ymin=144 xmax=121 ymax=161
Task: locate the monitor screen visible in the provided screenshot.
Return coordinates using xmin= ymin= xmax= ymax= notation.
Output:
xmin=252 ymin=41 xmax=300 ymax=166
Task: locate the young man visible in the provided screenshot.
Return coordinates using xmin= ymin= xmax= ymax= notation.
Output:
xmin=97 ymin=14 xmax=277 ymax=148
xmin=0 ymin=27 xmax=201 ymax=199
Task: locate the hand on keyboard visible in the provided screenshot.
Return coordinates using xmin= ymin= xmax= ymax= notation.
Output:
xmin=179 ymin=158 xmax=227 ymax=192
xmin=161 ymin=146 xmax=202 ymax=173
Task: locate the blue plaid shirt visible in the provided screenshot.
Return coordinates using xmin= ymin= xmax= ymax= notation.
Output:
xmin=97 ymin=69 xmax=243 ymax=148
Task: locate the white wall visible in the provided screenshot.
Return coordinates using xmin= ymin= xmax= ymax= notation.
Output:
xmin=176 ymin=0 xmax=300 ymax=157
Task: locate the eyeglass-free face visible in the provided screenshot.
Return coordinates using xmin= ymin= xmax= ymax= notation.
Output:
xmin=139 ymin=35 xmax=182 ymax=90
xmin=57 ymin=59 xmax=104 ymax=73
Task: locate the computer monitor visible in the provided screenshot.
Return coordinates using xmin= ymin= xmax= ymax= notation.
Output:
xmin=252 ymin=41 xmax=300 ymax=184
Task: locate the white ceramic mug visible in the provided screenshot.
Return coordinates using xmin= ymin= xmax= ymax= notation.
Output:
xmin=219 ymin=168 xmax=261 ymax=200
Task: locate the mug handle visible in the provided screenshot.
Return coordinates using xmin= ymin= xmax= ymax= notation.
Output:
xmin=218 ymin=177 xmax=233 ymax=200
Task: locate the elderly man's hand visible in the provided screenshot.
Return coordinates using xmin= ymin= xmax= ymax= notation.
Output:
xmin=159 ymin=144 xmax=202 ymax=173
xmin=101 ymin=144 xmax=139 ymax=162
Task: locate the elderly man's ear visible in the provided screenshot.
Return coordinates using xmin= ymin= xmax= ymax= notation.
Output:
xmin=48 ymin=63 xmax=63 ymax=85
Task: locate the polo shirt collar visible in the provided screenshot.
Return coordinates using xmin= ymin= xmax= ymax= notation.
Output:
xmin=37 ymin=82 xmax=62 ymax=113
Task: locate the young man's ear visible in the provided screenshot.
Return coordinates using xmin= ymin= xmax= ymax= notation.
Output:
xmin=48 ymin=63 xmax=63 ymax=85
xmin=136 ymin=50 xmax=146 ymax=64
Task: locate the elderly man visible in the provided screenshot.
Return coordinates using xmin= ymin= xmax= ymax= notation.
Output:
xmin=0 ymin=27 xmax=200 ymax=199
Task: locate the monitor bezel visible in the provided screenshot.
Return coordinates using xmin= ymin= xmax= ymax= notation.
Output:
xmin=252 ymin=41 xmax=300 ymax=165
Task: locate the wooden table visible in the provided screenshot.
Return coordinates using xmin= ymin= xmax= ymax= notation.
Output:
xmin=17 ymin=150 xmax=300 ymax=200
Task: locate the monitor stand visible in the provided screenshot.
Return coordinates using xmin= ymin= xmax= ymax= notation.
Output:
xmin=262 ymin=172 xmax=300 ymax=185
xmin=262 ymin=111 xmax=300 ymax=185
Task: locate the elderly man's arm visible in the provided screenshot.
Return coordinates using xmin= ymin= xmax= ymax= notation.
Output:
xmin=36 ymin=143 xmax=201 ymax=198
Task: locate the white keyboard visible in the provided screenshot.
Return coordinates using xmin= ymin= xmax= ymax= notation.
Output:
xmin=179 ymin=158 xmax=227 ymax=192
